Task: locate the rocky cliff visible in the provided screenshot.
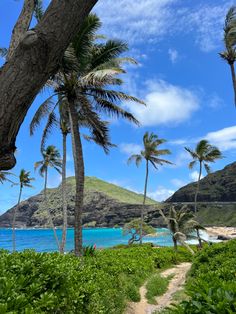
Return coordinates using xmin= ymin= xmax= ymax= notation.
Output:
xmin=0 ymin=176 xmax=161 ymax=228
xmin=167 ymin=162 xmax=236 ymax=202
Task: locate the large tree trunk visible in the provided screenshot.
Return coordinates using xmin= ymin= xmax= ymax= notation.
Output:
xmin=7 ymin=0 xmax=35 ymax=60
xmin=68 ymin=101 xmax=84 ymax=257
xmin=60 ymin=132 xmax=68 ymax=253
xmin=44 ymin=167 xmax=60 ymax=250
xmin=12 ymin=185 xmax=22 ymax=252
xmin=229 ymin=63 xmax=236 ymax=106
xmin=0 ymin=0 xmax=98 ymax=170
xmin=194 ymin=161 xmax=202 ymax=213
xmin=140 ymin=159 xmax=149 ymax=244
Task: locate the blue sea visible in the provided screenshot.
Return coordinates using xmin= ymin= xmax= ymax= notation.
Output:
xmin=0 ymin=228 xmax=174 ymax=252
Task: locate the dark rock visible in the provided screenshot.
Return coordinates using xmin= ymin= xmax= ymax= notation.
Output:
xmin=217 ymin=235 xmax=231 ymax=240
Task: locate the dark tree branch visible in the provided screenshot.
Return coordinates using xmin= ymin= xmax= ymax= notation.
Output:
xmin=0 ymin=0 xmax=98 ymax=170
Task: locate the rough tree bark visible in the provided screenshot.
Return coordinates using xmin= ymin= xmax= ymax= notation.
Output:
xmin=7 ymin=0 xmax=35 ymax=60
xmin=0 ymin=0 xmax=98 ymax=170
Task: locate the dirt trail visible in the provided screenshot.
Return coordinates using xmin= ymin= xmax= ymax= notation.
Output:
xmin=126 ymin=262 xmax=191 ymax=314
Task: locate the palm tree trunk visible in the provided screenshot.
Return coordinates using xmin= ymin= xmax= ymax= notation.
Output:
xmin=12 ymin=185 xmax=22 ymax=251
xmin=140 ymin=159 xmax=149 ymax=244
xmin=68 ymin=101 xmax=84 ymax=257
xmin=60 ymin=132 xmax=68 ymax=253
xmin=44 ymin=167 xmax=60 ymax=250
xmin=229 ymin=63 xmax=236 ymax=106
xmin=172 ymin=235 xmax=177 ymax=251
xmin=194 ymin=161 xmax=202 ymax=213
xmin=196 ymin=228 xmax=202 ymax=249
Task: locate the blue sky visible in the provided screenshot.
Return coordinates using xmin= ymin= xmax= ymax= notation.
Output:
xmin=1 ymin=0 xmax=236 ymax=213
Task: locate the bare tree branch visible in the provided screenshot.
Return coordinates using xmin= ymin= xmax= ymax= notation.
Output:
xmin=0 ymin=0 xmax=98 ymax=170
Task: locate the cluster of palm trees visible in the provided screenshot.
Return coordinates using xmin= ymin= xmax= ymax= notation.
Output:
xmin=127 ymin=132 xmax=223 ymax=249
xmin=0 ymin=6 xmax=230 ymax=255
xmin=1 ymin=14 xmax=144 ymax=256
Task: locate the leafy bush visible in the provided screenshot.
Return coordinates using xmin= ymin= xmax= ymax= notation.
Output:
xmin=170 ymin=240 xmax=236 ymax=313
xmin=0 ymin=246 xmax=192 ymax=313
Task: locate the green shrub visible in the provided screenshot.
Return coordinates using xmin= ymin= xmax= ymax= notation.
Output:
xmin=0 ymin=246 xmax=192 ymax=313
xmin=170 ymin=240 xmax=236 ymax=314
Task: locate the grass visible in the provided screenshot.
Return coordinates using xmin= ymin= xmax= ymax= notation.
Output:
xmin=84 ymin=176 xmax=158 ymax=204
xmin=145 ymin=273 xmax=174 ymax=304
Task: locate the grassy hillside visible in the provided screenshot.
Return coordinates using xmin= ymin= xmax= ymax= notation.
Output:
xmin=66 ymin=176 xmax=157 ymax=205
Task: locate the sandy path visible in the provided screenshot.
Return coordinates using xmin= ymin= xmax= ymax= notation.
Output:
xmin=126 ymin=262 xmax=191 ymax=314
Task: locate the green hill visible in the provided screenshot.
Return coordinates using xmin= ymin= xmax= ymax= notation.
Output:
xmin=0 ymin=176 xmax=158 ymax=228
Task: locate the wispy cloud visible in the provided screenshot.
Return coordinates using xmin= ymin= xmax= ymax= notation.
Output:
xmin=95 ymin=0 xmax=232 ymax=52
xmin=148 ymin=186 xmax=175 ymax=201
xmin=119 ymin=143 xmax=142 ymax=155
xmin=168 ymin=48 xmax=179 ymax=63
xmin=205 ymin=125 xmax=236 ymax=151
xmin=125 ymin=79 xmax=199 ymax=127
xmin=95 ymin=0 xmax=177 ymax=45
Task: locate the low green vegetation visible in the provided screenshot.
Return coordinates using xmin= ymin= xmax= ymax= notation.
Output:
xmin=196 ymin=204 xmax=236 ymax=226
xmin=0 ymin=245 xmax=192 ymax=313
xmin=168 ymin=240 xmax=236 ymax=313
xmin=146 ymin=273 xmax=173 ymax=304
xmin=83 ymin=176 xmax=157 ymax=204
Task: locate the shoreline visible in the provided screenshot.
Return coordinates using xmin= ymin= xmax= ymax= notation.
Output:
xmin=206 ymin=227 xmax=236 ymax=239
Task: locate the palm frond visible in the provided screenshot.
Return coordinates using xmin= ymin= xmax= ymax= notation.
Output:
xmin=90 ymin=39 xmax=129 ymax=70
xmin=41 ymin=111 xmax=59 ymax=152
xmin=34 ymin=0 xmax=44 ymax=22
xmin=127 ymin=154 xmax=142 ymax=167
xmin=94 ymin=97 xmax=140 ymax=125
xmin=30 ymin=96 xmax=55 ymax=135
xmin=204 ymin=163 xmax=211 ymax=174
xmin=185 ymin=147 xmax=198 ymax=159
xmin=188 ymin=160 xmax=197 ymax=169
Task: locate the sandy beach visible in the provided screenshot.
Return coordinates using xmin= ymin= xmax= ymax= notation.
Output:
xmin=206 ymin=227 xmax=236 ymax=239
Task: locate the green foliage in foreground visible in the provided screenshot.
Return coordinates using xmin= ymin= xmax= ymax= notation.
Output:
xmin=0 ymin=245 xmax=192 ymax=313
xmin=169 ymin=240 xmax=236 ymax=313
xmin=146 ymin=273 xmax=173 ymax=304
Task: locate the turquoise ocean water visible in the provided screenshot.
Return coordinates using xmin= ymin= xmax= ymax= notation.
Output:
xmin=0 ymin=228 xmax=174 ymax=252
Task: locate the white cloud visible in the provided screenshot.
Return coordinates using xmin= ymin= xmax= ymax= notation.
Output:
xmin=189 ymin=171 xmax=204 ymax=182
xmin=171 ymin=178 xmax=186 ymax=188
xmin=148 ymin=186 xmax=175 ymax=202
xmin=204 ymin=125 xmax=236 ymax=151
xmin=95 ymin=0 xmax=232 ymax=52
xmin=119 ymin=143 xmax=142 ymax=155
xmin=95 ymin=0 xmax=177 ymax=44
xmin=181 ymin=1 xmax=233 ymax=52
xmin=168 ymin=48 xmax=179 ymax=63
xmin=125 ymin=80 xmax=199 ymax=127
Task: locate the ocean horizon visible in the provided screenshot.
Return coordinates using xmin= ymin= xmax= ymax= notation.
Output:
xmin=0 ymin=227 xmax=175 ymax=252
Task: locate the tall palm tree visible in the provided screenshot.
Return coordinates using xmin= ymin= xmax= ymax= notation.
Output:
xmin=34 ymin=145 xmax=62 ymax=250
xmin=30 ymin=14 xmax=143 ymax=256
xmin=30 ymin=98 xmax=113 ymax=254
xmin=159 ymin=206 xmax=196 ymax=254
xmin=30 ymin=99 xmax=70 ymax=253
xmin=56 ymin=14 xmax=143 ymax=256
xmin=220 ymin=6 xmax=236 ymax=106
xmin=13 ymin=169 xmax=34 ymax=251
xmin=185 ymin=139 xmax=223 ymax=213
xmin=128 ymin=132 xmax=173 ymax=244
